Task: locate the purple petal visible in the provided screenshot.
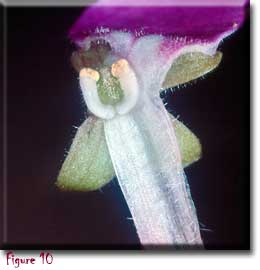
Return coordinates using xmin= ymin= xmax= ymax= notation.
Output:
xmin=68 ymin=0 xmax=248 ymax=95
xmin=69 ymin=0 xmax=248 ymax=44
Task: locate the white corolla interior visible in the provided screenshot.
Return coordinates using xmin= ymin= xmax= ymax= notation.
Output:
xmin=78 ymin=31 xmax=225 ymax=120
xmin=75 ymin=32 xmax=226 ymax=245
xmin=79 ymin=58 xmax=139 ymax=120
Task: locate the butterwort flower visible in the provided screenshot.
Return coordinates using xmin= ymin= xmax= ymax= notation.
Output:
xmin=57 ymin=0 xmax=248 ymax=247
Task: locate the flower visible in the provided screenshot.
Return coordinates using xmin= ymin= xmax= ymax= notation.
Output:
xmin=57 ymin=0 xmax=248 ymax=247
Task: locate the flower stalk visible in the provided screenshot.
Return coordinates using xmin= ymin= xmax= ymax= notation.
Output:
xmin=104 ymin=94 xmax=203 ymax=246
xmin=57 ymin=0 xmax=247 ymax=248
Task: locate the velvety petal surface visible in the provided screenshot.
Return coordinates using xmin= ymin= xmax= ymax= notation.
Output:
xmin=69 ymin=0 xmax=248 ymax=94
xmin=69 ymin=0 xmax=248 ymax=45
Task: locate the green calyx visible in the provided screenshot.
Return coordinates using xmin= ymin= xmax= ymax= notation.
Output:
xmin=96 ymin=71 xmax=124 ymax=106
xmin=56 ymin=113 xmax=202 ymax=192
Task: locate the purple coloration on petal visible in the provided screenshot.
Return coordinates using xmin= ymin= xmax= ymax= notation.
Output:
xmin=69 ymin=0 xmax=248 ymax=45
xmin=68 ymin=0 xmax=248 ymax=99
xmin=67 ymin=0 xmax=248 ymax=247
xmin=93 ymin=0 xmax=248 ymax=6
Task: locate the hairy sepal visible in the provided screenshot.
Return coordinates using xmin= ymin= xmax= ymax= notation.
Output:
xmin=162 ymin=51 xmax=222 ymax=90
xmin=57 ymin=113 xmax=201 ymax=192
xmin=170 ymin=115 xmax=202 ymax=167
xmin=56 ymin=116 xmax=114 ymax=191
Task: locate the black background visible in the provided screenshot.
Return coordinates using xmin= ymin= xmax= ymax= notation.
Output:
xmin=3 ymin=7 xmax=250 ymax=250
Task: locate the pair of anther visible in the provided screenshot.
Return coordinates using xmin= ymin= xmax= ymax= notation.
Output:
xmin=79 ymin=59 xmax=139 ymax=120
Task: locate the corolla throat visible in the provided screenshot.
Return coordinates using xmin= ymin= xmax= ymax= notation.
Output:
xmin=79 ymin=58 xmax=139 ymax=120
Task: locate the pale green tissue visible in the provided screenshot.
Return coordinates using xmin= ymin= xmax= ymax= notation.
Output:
xmin=57 ymin=114 xmax=201 ymax=191
xmin=57 ymin=50 xmax=212 ymax=191
xmin=56 ymin=116 xmax=114 ymax=191
xmin=172 ymin=115 xmax=202 ymax=168
xmin=162 ymin=51 xmax=222 ymax=90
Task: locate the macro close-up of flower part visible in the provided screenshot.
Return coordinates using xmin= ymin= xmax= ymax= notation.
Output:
xmin=57 ymin=0 xmax=249 ymax=248
xmin=4 ymin=0 xmax=249 ymax=250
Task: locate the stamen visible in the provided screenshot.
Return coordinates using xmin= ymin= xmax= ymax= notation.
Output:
xmin=111 ymin=59 xmax=129 ymax=78
xmin=79 ymin=75 xmax=115 ymax=120
xmin=111 ymin=59 xmax=139 ymax=115
xmin=80 ymin=68 xmax=100 ymax=81
xmin=79 ymin=59 xmax=139 ymax=119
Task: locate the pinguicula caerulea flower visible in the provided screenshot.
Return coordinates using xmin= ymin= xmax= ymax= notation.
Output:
xmin=57 ymin=0 xmax=248 ymax=248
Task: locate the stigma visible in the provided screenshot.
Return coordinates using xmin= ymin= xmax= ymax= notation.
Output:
xmin=79 ymin=59 xmax=139 ymax=120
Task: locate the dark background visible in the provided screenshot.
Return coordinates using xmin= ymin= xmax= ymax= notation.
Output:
xmin=3 ymin=7 xmax=250 ymax=250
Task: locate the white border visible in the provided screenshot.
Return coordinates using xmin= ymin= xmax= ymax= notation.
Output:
xmin=1 ymin=0 xmax=256 ymax=270
xmin=0 ymin=0 xmax=248 ymax=7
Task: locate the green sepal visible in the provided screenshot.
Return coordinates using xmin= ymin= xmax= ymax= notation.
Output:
xmin=57 ymin=114 xmax=201 ymax=192
xmin=162 ymin=51 xmax=222 ymax=90
xmin=56 ymin=116 xmax=114 ymax=191
xmin=170 ymin=114 xmax=202 ymax=168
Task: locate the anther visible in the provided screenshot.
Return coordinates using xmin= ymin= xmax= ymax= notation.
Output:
xmin=80 ymin=68 xmax=100 ymax=81
xmin=111 ymin=59 xmax=129 ymax=78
